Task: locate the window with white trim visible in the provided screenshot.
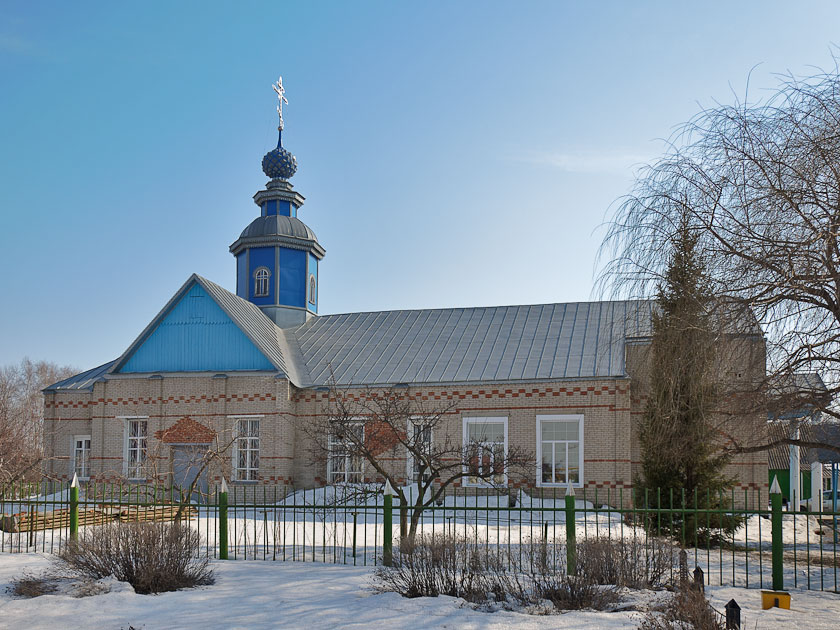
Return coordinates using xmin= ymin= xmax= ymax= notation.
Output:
xmin=537 ymin=415 xmax=583 ymax=486
xmin=463 ymin=417 xmax=507 ymax=486
xmin=253 ymin=267 xmax=270 ymax=297
xmin=407 ymin=420 xmax=433 ymax=484
xmin=234 ymin=417 xmax=260 ymax=481
xmin=73 ymin=435 xmax=91 ymax=480
xmin=328 ymin=423 xmax=364 ymax=484
xmin=309 ymin=274 xmax=317 ymax=304
xmin=124 ymin=419 xmax=147 ymax=480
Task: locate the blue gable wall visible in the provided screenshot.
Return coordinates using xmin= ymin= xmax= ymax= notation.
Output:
xmin=119 ymin=283 xmax=275 ymax=373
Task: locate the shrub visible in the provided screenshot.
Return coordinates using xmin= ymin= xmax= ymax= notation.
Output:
xmin=639 ymin=588 xmax=724 ymax=630
xmin=374 ymin=532 xmax=619 ymax=612
xmin=60 ymin=522 xmax=214 ymax=594
xmin=8 ymin=572 xmax=58 ymax=598
xmin=577 ymin=536 xmax=676 ymax=589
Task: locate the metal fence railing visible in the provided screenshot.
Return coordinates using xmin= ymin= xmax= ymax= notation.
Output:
xmin=1 ymin=480 xmax=838 ymax=592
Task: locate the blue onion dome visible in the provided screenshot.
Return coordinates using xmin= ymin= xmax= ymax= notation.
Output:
xmin=262 ymin=145 xmax=297 ymax=179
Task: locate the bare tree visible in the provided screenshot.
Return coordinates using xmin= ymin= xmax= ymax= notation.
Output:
xmin=301 ymin=382 xmax=533 ymax=544
xmin=0 ymin=358 xmax=76 ymax=483
xmin=599 ymin=63 xmax=840 ymax=457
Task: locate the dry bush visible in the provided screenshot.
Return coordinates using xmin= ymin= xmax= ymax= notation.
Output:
xmin=639 ymin=588 xmax=723 ymax=630
xmin=375 ymin=532 xmax=523 ymax=602
xmin=60 ymin=522 xmax=213 ymax=594
xmin=8 ymin=572 xmax=58 ymax=598
xmin=577 ymin=536 xmax=676 ymax=589
xmin=535 ymin=575 xmax=619 ymax=611
xmin=374 ymin=532 xmax=619 ymax=612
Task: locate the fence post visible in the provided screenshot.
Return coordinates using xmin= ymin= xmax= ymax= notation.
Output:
xmin=725 ymin=599 xmax=741 ymax=630
xmin=69 ymin=473 xmax=79 ymax=541
xmin=219 ymin=478 xmax=229 ymax=560
xmin=565 ymin=482 xmax=576 ymax=576
xmin=770 ymin=476 xmax=783 ymax=591
xmin=383 ymin=480 xmax=394 ymax=567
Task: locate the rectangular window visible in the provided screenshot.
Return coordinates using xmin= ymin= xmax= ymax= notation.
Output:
xmin=407 ymin=421 xmax=433 ymax=484
xmin=234 ymin=417 xmax=260 ymax=481
xmin=328 ymin=423 xmax=364 ymax=484
xmin=73 ymin=435 xmax=91 ymax=480
xmin=463 ymin=417 xmax=507 ymax=486
xmin=124 ymin=419 xmax=148 ymax=480
xmin=537 ymin=415 xmax=583 ymax=487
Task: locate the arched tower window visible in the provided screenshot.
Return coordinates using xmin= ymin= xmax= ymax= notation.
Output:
xmin=309 ymin=274 xmax=317 ymax=303
xmin=254 ymin=267 xmax=271 ymax=297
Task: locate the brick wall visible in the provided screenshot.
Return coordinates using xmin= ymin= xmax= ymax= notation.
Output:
xmin=43 ymin=333 xmax=768 ymax=508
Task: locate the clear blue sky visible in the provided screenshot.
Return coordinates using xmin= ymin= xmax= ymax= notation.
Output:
xmin=2 ymin=1 xmax=839 ymax=371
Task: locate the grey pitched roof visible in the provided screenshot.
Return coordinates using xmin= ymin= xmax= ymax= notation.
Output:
xmin=43 ymin=360 xmax=116 ymax=392
xmin=44 ymin=273 xmax=766 ymax=392
xmin=291 ymin=301 xmax=651 ymax=387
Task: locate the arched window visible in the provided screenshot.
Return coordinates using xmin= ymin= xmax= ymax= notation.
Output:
xmin=309 ymin=274 xmax=317 ymax=303
xmin=254 ymin=267 xmax=270 ymax=297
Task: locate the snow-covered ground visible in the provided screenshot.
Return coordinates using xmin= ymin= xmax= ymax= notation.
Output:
xmin=0 ymin=553 xmax=838 ymax=629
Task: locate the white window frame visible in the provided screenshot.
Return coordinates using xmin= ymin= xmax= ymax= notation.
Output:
xmin=536 ymin=414 xmax=584 ymax=488
xmin=406 ymin=418 xmax=433 ymax=485
xmin=72 ymin=434 xmax=91 ymax=481
xmin=253 ymin=267 xmax=271 ymax=297
xmin=231 ymin=415 xmax=262 ymax=482
xmin=121 ymin=417 xmax=149 ymax=481
xmin=462 ymin=416 xmax=508 ymax=487
xmin=328 ymin=421 xmax=365 ymax=485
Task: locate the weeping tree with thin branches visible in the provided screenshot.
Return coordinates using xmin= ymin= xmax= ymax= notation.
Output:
xmin=600 ymin=62 xmax=840 ymax=459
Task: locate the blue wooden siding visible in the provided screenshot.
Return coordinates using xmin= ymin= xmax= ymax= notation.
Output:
xmin=278 ymin=247 xmax=306 ymax=307
xmin=119 ymin=282 xmax=275 ymax=373
xmin=308 ymin=252 xmax=318 ymax=312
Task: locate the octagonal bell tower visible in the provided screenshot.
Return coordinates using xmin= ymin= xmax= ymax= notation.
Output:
xmin=230 ymin=77 xmax=325 ymax=328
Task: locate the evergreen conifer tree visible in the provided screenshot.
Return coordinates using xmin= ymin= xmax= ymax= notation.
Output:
xmin=636 ymin=222 xmax=737 ymax=542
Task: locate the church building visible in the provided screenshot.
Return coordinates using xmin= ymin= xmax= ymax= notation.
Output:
xmin=43 ymin=79 xmax=768 ymax=502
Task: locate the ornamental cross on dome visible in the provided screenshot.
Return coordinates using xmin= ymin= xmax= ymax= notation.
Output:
xmin=273 ymin=76 xmax=288 ymax=131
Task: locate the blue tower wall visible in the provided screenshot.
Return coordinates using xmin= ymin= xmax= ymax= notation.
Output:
xmin=119 ymin=283 xmax=275 ymax=373
xmin=278 ymin=247 xmax=306 ymax=308
xmin=308 ymin=253 xmax=318 ymax=312
xmin=236 ymin=252 xmax=247 ymax=298
xmin=261 ymin=199 xmax=297 ymax=218
xmin=248 ymin=246 xmax=276 ymax=305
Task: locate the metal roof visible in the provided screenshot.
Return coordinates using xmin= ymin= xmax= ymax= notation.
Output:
xmin=43 ymin=360 xmax=115 ymax=392
xmin=291 ymin=301 xmax=653 ymax=387
xmin=44 ymin=274 xmax=766 ymax=392
xmin=238 ymin=215 xmax=319 ymax=242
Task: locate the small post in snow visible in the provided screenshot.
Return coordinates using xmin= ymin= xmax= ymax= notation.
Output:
xmin=219 ymin=478 xmax=229 ymax=560
xmin=69 ymin=473 xmax=79 ymax=540
xmin=770 ymin=476 xmax=783 ymax=591
xmin=383 ymin=480 xmax=394 ymax=567
xmin=565 ymin=482 xmax=576 ymax=576
xmin=724 ymin=599 xmax=741 ymax=629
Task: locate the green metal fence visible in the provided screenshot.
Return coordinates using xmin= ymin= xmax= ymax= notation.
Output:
xmin=1 ymin=480 xmax=838 ymax=592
